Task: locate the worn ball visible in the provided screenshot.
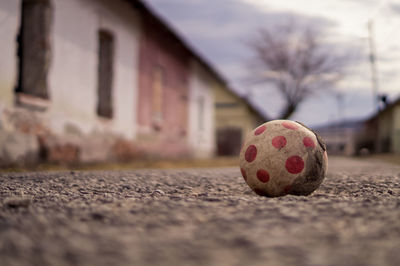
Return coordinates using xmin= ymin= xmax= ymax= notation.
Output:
xmin=239 ymin=120 xmax=328 ymax=197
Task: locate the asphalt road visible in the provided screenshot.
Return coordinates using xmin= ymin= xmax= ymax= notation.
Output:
xmin=0 ymin=156 xmax=400 ymax=266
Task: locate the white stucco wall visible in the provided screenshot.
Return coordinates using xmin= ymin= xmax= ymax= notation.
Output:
xmin=49 ymin=0 xmax=140 ymax=139
xmin=188 ymin=61 xmax=215 ymax=158
xmin=0 ymin=0 xmax=140 ymax=140
xmin=0 ymin=0 xmax=19 ymax=108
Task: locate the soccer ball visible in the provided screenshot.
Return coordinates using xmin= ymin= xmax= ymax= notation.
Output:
xmin=239 ymin=120 xmax=328 ymax=197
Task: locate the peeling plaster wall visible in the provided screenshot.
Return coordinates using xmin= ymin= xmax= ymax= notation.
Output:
xmin=49 ymin=0 xmax=140 ymax=139
xmin=0 ymin=0 xmax=141 ymax=164
xmin=0 ymin=0 xmax=19 ymax=108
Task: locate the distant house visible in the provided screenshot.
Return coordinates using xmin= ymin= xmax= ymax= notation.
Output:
xmin=0 ymin=0 xmax=251 ymax=165
xmin=315 ymin=97 xmax=400 ymax=155
xmin=314 ymin=120 xmax=363 ymax=156
xmin=358 ymin=98 xmax=400 ymax=154
xmin=214 ymin=85 xmax=267 ymax=156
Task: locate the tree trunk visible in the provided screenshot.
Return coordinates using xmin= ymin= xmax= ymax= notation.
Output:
xmin=279 ymin=104 xmax=297 ymax=119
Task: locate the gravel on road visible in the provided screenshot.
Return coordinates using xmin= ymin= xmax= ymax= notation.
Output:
xmin=0 ymin=156 xmax=400 ymax=266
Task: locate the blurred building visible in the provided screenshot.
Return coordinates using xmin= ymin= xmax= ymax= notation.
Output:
xmin=315 ymin=97 xmax=400 ymax=156
xmin=214 ymin=86 xmax=267 ymax=156
xmin=0 ymin=0 xmax=261 ymax=165
xmin=314 ymin=120 xmax=363 ymax=156
xmin=357 ymin=98 xmax=400 ymax=154
xmin=135 ymin=4 xmax=221 ymax=158
xmin=0 ymin=0 xmax=143 ymax=165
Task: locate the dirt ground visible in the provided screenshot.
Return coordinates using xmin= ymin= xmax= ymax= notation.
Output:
xmin=0 ymin=156 xmax=400 ymax=266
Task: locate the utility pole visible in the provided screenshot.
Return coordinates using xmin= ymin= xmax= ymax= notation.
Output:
xmin=367 ymin=19 xmax=380 ymax=111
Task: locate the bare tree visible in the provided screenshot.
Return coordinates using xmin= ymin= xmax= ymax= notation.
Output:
xmin=248 ymin=21 xmax=348 ymax=119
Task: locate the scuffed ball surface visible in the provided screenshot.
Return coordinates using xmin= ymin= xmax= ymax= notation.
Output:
xmin=239 ymin=120 xmax=328 ymax=197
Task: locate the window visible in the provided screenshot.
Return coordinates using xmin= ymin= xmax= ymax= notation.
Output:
xmin=97 ymin=30 xmax=114 ymax=118
xmin=16 ymin=0 xmax=53 ymax=99
xmin=152 ymin=66 xmax=164 ymax=126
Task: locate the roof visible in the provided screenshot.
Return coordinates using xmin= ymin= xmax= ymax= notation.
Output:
xmin=313 ymin=119 xmax=364 ymax=132
xmin=218 ymin=86 xmax=270 ymax=121
xmin=365 ymin=96 xmax=400 ymax=123
xmin=127 ymin=0 xmax=227 ymax=85
xmin=236 ymin=95 xmax=270 ymax=121
xmin=126 ymin=0 xmax=269 ymax=122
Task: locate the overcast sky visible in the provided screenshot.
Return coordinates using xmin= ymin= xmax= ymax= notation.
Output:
xmin=144 ymin=0 xmax=400 ymax=126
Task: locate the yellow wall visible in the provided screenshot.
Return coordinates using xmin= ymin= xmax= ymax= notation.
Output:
xmin=377 ymin=110 xmax=392 ymax=152
xmin=392 ymin=105 xmax=400 ymax=153
xmin=213 ymin=82 xmax=265 ymax=142
xmin=377 ymin=103 xmax=400 ymax=153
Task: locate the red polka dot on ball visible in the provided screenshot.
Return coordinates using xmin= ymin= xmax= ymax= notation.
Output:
xmin=285 ymin=155 xmax=304 ymax=174
xmin=282 ymin=121 xmax=298 ymax=130
xmin=245 ymin=145 xmax=257 ymax=162
xmin=254 ymin=125 xmax=266 ymax=136
xmin=256 ymin=169 xmax=270 ymax=183
xmin=272 ymin=136 xmax=287 ymax=149
xmin=303 ymin=137 xmax=315 ymax=148
xmin=240 ymin=168 xmax=247 ymax=181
